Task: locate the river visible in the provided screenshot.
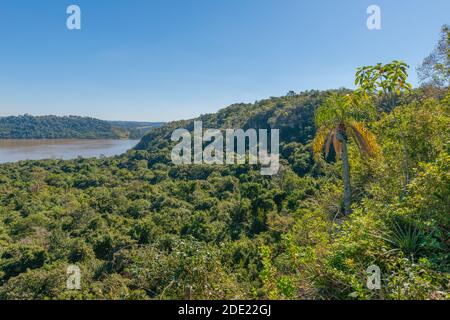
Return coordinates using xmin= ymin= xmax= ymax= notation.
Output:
xmin=0 ymin=139 xmax=139 ymax=164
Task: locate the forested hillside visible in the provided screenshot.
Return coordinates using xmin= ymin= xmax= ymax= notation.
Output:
xmin=0 ymin=83 xmax=447 ymax=299
xmin=0 ymin=115 xmax=162 ymax=139
xmin=0 ymin=115 xmax=126 ymax=139
xmin=0 ymin=27 xmax=448 ymax=300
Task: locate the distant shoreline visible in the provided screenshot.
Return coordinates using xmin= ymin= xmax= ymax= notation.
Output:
xmin=0 ymin=114 xmax=163 ymax=140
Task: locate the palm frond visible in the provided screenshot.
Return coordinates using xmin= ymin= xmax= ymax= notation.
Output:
xmin=313 ymin=126 xmax=344 ymax=160
xmin=312 ymin=126 xmax=330 ymax=160
xmin=315 ymin=94 xmax=346 ymax=127
xmin=347 ymin=121 xmax=380 ymax=157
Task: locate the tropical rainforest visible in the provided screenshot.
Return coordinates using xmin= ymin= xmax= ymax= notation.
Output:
xmin=0 ymin=26 xmax=448 ymax=300
xmin=0 ymin=115 xmax=161 ymax=139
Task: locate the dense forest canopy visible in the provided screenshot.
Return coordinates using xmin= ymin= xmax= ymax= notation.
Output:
xmin=0 ymin=115 xmax=162 ymax=139
xmin=0 ymin=27 xmax=448 ymax=300
xmin=0 ymin=84 xmax=447 ymax=299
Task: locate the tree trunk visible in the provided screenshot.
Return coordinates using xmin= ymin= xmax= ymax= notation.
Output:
xmin=339 ymin=133 xmax=352 ymax=215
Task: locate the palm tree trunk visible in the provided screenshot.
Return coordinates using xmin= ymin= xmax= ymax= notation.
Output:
xmin=341 ymin=137 xmax=352 ymax=215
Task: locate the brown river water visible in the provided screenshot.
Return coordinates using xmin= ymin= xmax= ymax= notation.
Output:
xmin=0 ymin=139 xmax=139 ymax=164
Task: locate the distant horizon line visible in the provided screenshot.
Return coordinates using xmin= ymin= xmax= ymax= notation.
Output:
xmin=0 ymin=88 xmax=354 ymax=124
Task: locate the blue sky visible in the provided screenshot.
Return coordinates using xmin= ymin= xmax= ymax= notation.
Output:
xmin=0 ymin=0 xmax=448 ymax=121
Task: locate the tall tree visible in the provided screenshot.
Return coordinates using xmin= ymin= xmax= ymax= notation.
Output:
xmin=355 ymin=61 xmax=413 ymax=190
xmin=313 ymin=94 xmax=379 ymax=215
xmin=417 ymin=24 xmax=450 ymax=88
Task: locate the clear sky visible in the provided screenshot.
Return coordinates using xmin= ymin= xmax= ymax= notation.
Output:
xmin=0 ymin=0 xmax=448 ymax=121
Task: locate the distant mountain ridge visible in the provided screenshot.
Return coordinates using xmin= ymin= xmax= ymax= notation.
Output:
xmin=0 ymin=114 xmax=162 ymax=139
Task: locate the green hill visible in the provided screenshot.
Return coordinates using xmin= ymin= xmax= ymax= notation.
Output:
xmin=0 ymin=115 xmax=162 ymax=139
xmin=0 ymin=115 xmax=126 ymax=139
xmin=135 ymin=90 xmax=331 ymax=165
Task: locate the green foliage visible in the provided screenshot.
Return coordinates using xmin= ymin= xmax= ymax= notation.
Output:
xmin=384 ymin=217 xmax=426 ymax=258
xmin=417 ymin=24 xmax=450 ymax=88
xmin=0 ymin=64 xmax=448 ymax=300
xmin=313 ymin=93 xmax=379 ymax=161
xmin=356 ymin=61 xmax=413 ymax=96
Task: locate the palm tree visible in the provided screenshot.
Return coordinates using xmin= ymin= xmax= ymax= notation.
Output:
xmin=313 ymin=94 xmax=379 ymax=216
